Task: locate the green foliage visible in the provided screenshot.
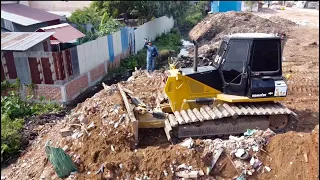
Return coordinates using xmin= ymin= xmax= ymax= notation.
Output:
xmin=1 ymin=114 xmax=24 ymax=162
xmin=119 ymin=30 xmax=181 ymax=71
xmin=68 ymin=6 xmax=99 ymax=27
xmin=68 ymin=6 xmax=124 ymax=44
xmin=153 ymin=29 xmax=182 ymax=51
xmin=1 ymin=91 xmax=61 ymax=163
xmin=1 ymin=79 xmax=21 ymax=92
xmin=177 ymin=1 xmax=209 ymax=31
xmin=92 ymin=1 xmax=192 ymax=22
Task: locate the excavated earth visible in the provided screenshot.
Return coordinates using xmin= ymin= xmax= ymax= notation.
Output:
xmin=175 ymin=12 xmax=298 ymax=68
xmin=2 ymin=10 xmax=319 ymax=180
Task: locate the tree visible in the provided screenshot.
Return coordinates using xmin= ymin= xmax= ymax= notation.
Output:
xmin=68 ymin=6 xmax=124 ymax=44
xmin=91 ymin=1 xmax=191 ymax=22
xmin=91 ymin=1 xmax=132 ymax=23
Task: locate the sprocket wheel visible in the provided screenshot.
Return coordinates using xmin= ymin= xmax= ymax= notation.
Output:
xmin=269 ymin=114 xmax=298 ymax=133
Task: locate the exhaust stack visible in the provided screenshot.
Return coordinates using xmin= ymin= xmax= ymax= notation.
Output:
xmin=193 ymin=40 xmax=199 ymax=72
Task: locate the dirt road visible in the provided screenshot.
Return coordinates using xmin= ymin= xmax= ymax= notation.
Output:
xmin=254 ymin=7 xmax=319 ymax=133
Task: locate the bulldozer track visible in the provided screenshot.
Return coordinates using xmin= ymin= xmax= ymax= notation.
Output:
xmin=167 ymin=102 xmax=297 ymax=127
xmin=164 ymin=102 xmax=299 ymax=142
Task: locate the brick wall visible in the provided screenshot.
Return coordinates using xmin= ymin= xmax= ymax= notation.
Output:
xmin=89 ymin=63 xmax=106 ymax=83
xmin=65 ymin=74 xmax=89 ymax=101
xmin=2 ymin=48 xmax=131 ymax=104
xmin=25 ymin=85 xmax=62 ymax=101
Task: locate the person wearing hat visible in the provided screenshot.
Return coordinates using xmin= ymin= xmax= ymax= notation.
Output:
xmin=144 ymin=38 xmax=159 ymax=73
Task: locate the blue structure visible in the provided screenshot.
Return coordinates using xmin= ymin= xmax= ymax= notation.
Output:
xmin=107 ymin=34 xmax=114 ymax=62
xmin=120 ymin=28 xmax=129 ymax=53
xmin=210 ymin=1 xmax=242 ymax=13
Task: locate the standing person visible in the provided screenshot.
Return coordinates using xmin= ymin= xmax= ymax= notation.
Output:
xmin=144 ymin=39 xmax=159 ymax=73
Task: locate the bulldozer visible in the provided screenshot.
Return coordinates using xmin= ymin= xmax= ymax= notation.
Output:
xmin=126 ymin=33 xmax=298 ymax=144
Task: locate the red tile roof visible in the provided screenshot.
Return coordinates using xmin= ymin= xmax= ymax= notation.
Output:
xmin=36 ymin=23 xmax=85 ymax=43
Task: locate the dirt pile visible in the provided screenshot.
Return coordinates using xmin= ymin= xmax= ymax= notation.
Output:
xmin=256 ymin=125 xmax=319 ymax=180
xmin=184 ymin=11 xmax=296 ymax=64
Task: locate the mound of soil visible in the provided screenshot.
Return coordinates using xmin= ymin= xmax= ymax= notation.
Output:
xmin=256 ymin=125 xmax=319 ymax=180
xmin=189 ymin=11 xmax=294 ymax=56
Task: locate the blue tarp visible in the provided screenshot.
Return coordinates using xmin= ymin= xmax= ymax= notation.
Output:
xmin=211 ymin=1 xmax=242 ymax=13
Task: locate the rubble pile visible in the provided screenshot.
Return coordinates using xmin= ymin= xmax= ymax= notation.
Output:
xmin=172 ymin=47 xmax=218 ymax=68
xmin=189 ymin=12 xmax=294 ymax=54
xmin=122 ymin=69 xmax=167 ymax=108
xmin=3 ymin=70 xmax=319 ymax=179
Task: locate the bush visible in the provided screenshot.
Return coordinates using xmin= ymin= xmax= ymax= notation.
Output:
xmin=1 ymin=91 xmax=61 ymax=163
xmin=1 ymin=114 xmax=24 ymax=162
xmin=177 ymin=1 xmax=208 ymax=34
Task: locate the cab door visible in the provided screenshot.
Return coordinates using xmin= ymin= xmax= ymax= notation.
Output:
xmin=219 ymin=40 xmax=251 ymax=96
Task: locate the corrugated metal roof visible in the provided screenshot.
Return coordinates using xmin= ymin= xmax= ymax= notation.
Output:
xmin=37 ymin=23 xmax=85 ymax=43
xmin=47 ymin=11 xmax=72 ymax=18
xmin=1 ymin=32 xmax=54 ymax=51
xmin=1 ymin=4 xmax=61 ymax=26
xmin=1 ymin=10 xmax=41 ymax=26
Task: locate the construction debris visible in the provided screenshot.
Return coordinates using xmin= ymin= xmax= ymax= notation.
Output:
xmin=180 ymin=138 xmax=194 ymax=149
xmin=2 ymin=8 xmax=319 ymax=180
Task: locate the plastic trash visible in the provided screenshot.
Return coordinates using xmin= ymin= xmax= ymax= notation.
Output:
xmin=244 ymin=129 xmax=257 ymax=136
xmin=45 ymin=141 xmax=77 ymax=178
xmin=180 ymin=138 xmax=194 ymax=149
xmin=236 ymin=172 xmax=246 ymax=180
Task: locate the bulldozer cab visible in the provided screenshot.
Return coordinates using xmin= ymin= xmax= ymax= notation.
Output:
xmin=213 ymin=33 xmax=283 ymax=97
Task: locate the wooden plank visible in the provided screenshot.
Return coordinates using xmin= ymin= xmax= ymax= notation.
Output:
xmin=164 ymin=119 xmax=172 ymax=141
xmin=187 ymin=109 xmax=198 ymax=122
xmin=193 ymin=108 xmax=205 ymax=122
xmin=204 ymin=106 xmax=218 ymax=119
xmin=200 ymin=107 xmax=211 ymax=120
xmin=249 ymin=104 xmax=262 ymax=115
xmin=181 ymin=110 xmax=192 ymax=123
xmin=212 ymin=106 xmax=223 ymax=119
xmin=174 ymin=111 xmax=185 ymax=124
xmin=168 ymin=114 xmax=178 ymax=127
xmin=222 ymin=103 xmax=236 ymax=116
xmin=230 ymin=104 xmax=243 ymax=116
xmin=118 ymin=83 xmax=138 ymax=145
xmin=123 ymin=88 xmax=134 ymax=95
xmin=210 ymin=148 xmax=224 ymax=169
